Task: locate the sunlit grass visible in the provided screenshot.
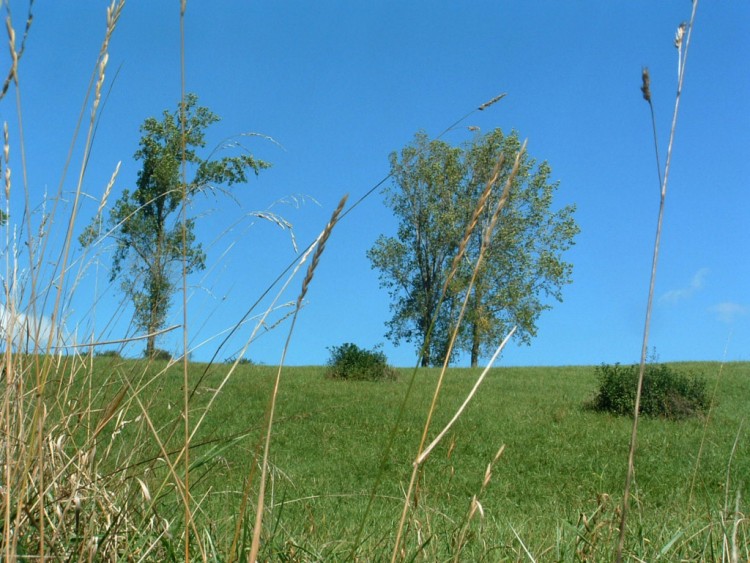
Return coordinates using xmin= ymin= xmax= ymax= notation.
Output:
xmin=55 ymin=359 xmax=748 ymax=559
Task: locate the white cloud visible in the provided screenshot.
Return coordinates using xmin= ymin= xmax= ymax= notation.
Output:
xmin=709 ymin=302 xmax=748 ymax=324
xmin=660 ymin=268 xmax=709 ymax=304
xmin=0 ymin=303 xmax=66 ymax=352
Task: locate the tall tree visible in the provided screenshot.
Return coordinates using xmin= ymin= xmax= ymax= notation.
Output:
xmin=81 ymin=94 xmax=269 ymax=357
xmin=367 ymin=133 xmax=465 ymax=367
xmin=367 ymin=129 xmax=579 ymax=367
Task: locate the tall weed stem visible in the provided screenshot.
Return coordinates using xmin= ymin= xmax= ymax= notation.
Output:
xmin=616 ymin=3 xmax=699 ymax=561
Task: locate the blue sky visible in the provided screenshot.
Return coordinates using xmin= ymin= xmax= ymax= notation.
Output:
xmin=2 ymin=2 xmax=748 ymax=367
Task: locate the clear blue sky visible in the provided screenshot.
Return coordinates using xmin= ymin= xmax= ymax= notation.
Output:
xmin=3 ymin=1 xmax=748 ymax=367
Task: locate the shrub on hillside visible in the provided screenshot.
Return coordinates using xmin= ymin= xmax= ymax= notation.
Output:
xmin=144 ymin=348 xmax=173 ymax=362
xmin=225 ymin=356 xmax=255 ymax=365
xmin=588 ymin=362 xmax=708 ymax=420
xmin=326 ymin=343 xmax=398 ymax=381
xmin=95 ymin=349 xmax=123 ymax=360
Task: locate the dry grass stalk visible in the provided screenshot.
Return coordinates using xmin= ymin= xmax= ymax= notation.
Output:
xmin=452 ymin=444 xmax=506 ymax=562
xmin=154 ymin=213 xmax=335 ymax=560
xmin=128 ymin=381 xmax=208 ymax=560
xmin=223 ymin=236 xmax=343 ymax=562
xmin=0 ymin=10 xmax=20 ymax=101
xmin=0 ymin=3 xmax=136 ymax=559
xmin=391 ymin=143 xmax=525 ymax=562
xmin=0 ymin=348 xmax=177 ymax=560
xmin=248 ymin=194 xmax=348 ymax=562
xmin=33 ymin=0 xmax=122 ymax=297
xmin=641 ymin=66 xmax=663 ymax=190
xmin=46 ymin=0 xmax=125 ymax=382
xmin=442 ymin=153 xmax=504 ymax=295
xmin=689 ymin=355 xmax=729 ymax=508
xmin=616 ymin=3 xmax=699 ymax=561
xmin=186 ymin=201 xmax=348 ymax=465
xmin=478 ymin=92 xmax=507 ymax=111
xmin=98 ymin=162 xmax=120 ymax=216
xmin=416 ymin=327 xmax=515 ymax=466
xmin=723 ymin=421 xmax=744 ymax=518
xmin=417 ymin=143 xmax=524 ymax=460
xmin=298 ymin=194 xmax=348 ymax=307
xmin=482 ymin=140 xmax=526 ymax=243
xmin=179 ymin=3 xmax=193 ymax=556
xmin=3 ymin=121 xmax=9 ymax=200
xmin=19 ymin=27 xmax=125 ymax=559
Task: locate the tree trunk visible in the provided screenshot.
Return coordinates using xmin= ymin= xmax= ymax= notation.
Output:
xmin=420 ymin=331 xmax=430 ymax=367
xmin=470 ymin=288 xmax=482 ymax=368
xmin=146 ymin=334 xmax=156 ymax=358
xmin=146 ymin=266 xmax=161 ymax=358
xmin=146 ymin=222 xmax=165 ymax=359
xmin=420 ymin=311 xmax=432 ymax=367
xmin=470 ymin=320 xmax=480 ymax=368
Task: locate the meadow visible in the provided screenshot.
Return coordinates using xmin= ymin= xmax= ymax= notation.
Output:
xmin=2 ymin=2 xmax=746 ymax=560
xmin=54 ymin=357 xmax=748 ymax=560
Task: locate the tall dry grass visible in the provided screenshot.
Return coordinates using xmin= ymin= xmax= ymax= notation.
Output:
xmin=0 ymin=1 xmax=346 ymax=559
xmin=616 ymin=2 xmax=699 ymax=561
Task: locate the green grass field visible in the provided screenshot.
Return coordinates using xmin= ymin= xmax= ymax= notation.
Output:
xmin=69 ymin=358 xmax=749 ymax=560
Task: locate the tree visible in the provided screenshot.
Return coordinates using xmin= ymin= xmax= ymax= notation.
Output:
xmin=367 ymin=129 xmax=579 ymax=367
xmin=81 ymin=94 xmax=269 ymax=357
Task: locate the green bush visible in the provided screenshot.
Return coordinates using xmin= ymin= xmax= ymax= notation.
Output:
xmin=144 ymin=348 xmax=173 ymax=362
xmin=95 ymin=349 xmax=123 ymax=359
xmin=588 ymin=362 xmax=709 ymax=419
xmin=326 ymin=343 xmax=398 ymax=381
xmin=225 ymin=356 xmax=255 ymax=365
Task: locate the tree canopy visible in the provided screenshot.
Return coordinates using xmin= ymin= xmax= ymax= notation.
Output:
xmin=81 ymin=94 xmax=270 ymax=357
xmin=367 ymin=129 xmax=579 ymax=367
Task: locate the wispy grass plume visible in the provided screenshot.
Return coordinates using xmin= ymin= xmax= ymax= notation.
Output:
xmin=249 ymin=194 xmax=348 ymax=562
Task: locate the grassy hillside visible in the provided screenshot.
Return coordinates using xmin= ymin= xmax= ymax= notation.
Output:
xmin=67 ymin=358 xmax=749 ymax=560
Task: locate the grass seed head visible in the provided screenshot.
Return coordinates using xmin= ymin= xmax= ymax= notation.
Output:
xmin=298 ymin=194 xmax=348 ymax=306
xmin=641 ymin=67 xmax=652 ymax=102
xmin=492 ymin=444 xmax=506 ymax=464
xmin=468 ymin=496 xmax=484 ymax=520
xmin=92 ymin=53 xmax=109 ymax=118
xmin=98 ymin=161 xmax=121 ymax=216
xmin=3 ymin=122 xmax=9 ymax=199
xmin=478 ymin=92 xmax=506 ymax=111
xmin=5 ymin=15 xmax=17 ymax=68
xmin=674 ymin=22 xmax=687 ymax=49
xmin=483 ymin=463 xmax=492 ymax=488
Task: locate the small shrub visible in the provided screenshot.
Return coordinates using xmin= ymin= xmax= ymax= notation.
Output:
xmin=95 ymin=349 xmax=123 ymax=359
xmin=588 ymin=362 xmax=708 ymax=419
xmin=225 ymin=356 xmax=255 ymax=365
xmin=145 ymin=348 xmax=173 ymax=361
xmin=326 ymin=343 xmax=398 ymax=381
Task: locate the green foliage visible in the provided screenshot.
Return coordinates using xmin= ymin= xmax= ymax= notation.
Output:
xmin=94 ymin=349 xmax=123 ymax=359
xmin=367 ymin=129 xmax=579 ymax=367
xmin=80 ymin=94 xmax=270 ymax=357
xmin=326 ymin=343 xmax=398 ymax=381
xmin=225 ymin=355 xmax=255 ymax=365
xmin=144 ymin=347 xmax=172 ymax=361
xmin=589 ymin=362 xmax=709 ymax=419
